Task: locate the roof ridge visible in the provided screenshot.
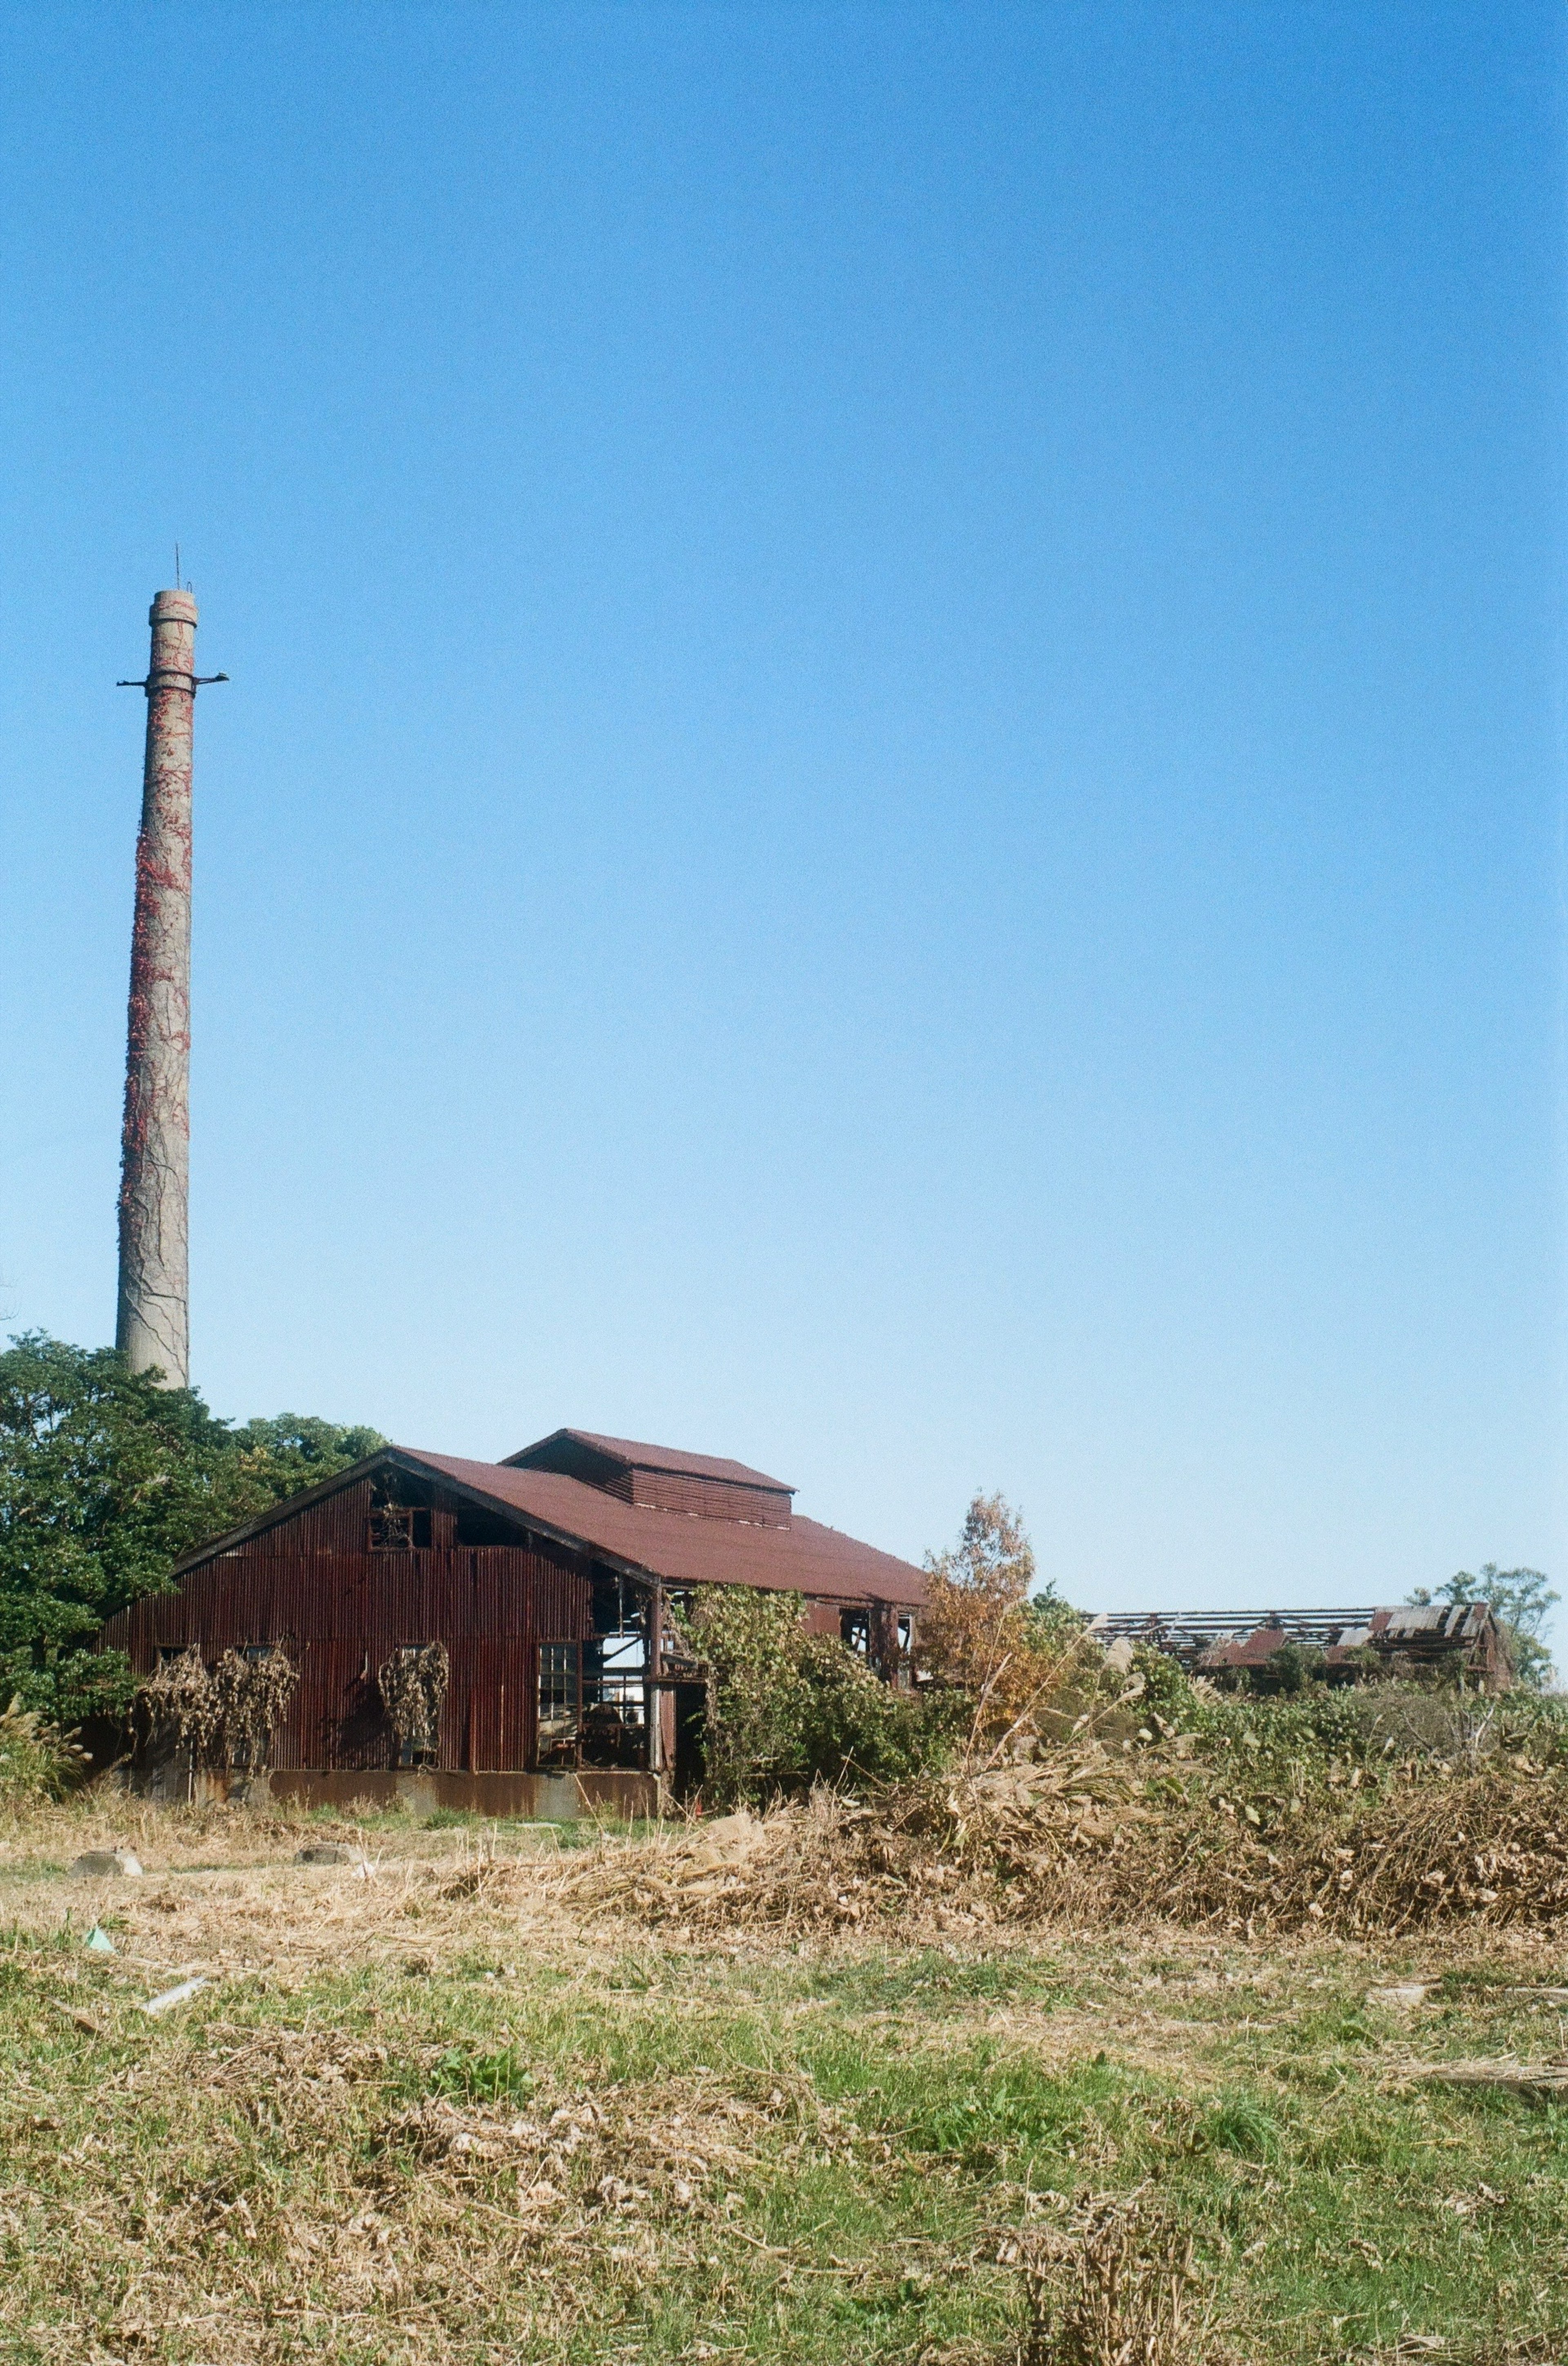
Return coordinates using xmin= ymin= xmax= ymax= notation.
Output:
xmin=503 ymin=1427 xmax=795 ymax=1493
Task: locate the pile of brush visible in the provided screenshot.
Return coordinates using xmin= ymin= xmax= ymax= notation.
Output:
xmin=568 ymin=1749 xmax=1568 ymax=1938
xmin=1164 ymin=1763 xmax=1568 ymax=1936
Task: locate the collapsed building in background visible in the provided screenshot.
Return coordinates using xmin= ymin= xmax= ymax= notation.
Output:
xmin=1088 ymin=1603 xmax=1514 ymax=1692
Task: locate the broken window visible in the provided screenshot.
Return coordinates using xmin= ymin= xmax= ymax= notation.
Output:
xmin=368 ymin=1505 xmax=433 ymax=1551
xmin=538 ymin=1642 xmax=580 ymax=1759
xmin=368 ymin=1473 xmax=432 ymax=1552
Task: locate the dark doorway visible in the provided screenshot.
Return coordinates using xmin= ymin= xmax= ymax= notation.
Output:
xmin=672 ymin=1683 xmax=706 ymax=1800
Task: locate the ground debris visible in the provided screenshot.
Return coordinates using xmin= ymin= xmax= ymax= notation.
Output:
xmin=1414 ymin=2058 xmax=1568 ymax=2101
xmin=566 ymin=1755 xmax=1568 ymax=1939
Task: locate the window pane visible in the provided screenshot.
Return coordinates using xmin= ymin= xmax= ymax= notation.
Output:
xmin=538 ymin=1642 xmax=579 ymax=1740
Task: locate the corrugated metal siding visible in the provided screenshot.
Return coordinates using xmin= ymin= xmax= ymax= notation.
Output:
xmin=107 ymin=1492 xmax=594 ymax=1771
xmin=506 ymin=1434 xmax=635 ymax=1501
xmin=629 ymin=1468 xmax=791 ymax=1526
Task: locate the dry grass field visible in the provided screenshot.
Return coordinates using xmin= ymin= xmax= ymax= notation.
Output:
xmin=2 ymin=1792 xmax=1566 ymax=2366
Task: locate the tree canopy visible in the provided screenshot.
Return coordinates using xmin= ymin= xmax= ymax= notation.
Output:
xmin=1409 ymin=1564 xmax=1559 ymax=1691
xmin=0 ymin=1333 xmax=383 ymax=1725
xmin=919 ymin=1490 xmax=1089 ymax=1742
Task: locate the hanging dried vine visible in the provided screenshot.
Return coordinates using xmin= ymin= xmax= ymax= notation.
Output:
xmin=138 ymin=1647 xmax=221 ymax=1763
xmin=210 ymin=1648 xmax=298 ymax=1770
xmin=378 ymin=1643 xmax=449 ymax=1758
xmin=136 ymin=1645 xmax=298 ymax=1772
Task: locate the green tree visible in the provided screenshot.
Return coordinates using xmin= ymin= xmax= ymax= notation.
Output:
xmin=1409 ymin=1564 xmax=1559 ymax=1692
xmin=228 ymin=1413 xmax=388 ymax=1497
xmin=0 ymin=1334 xmax=382 ymax=1726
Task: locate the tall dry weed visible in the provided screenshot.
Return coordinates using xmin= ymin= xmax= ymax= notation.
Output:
xmin=1015 ymin=2196 xmax=1200 ymax=2366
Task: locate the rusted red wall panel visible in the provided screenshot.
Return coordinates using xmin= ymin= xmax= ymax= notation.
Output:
xmin=630 ymin=1468 xmax=791 ymax=1526
xmin=103 ymin=1497 xmax=595 ymax=1771
xmin=214 ymin=1477 xmax=376 ymax=1558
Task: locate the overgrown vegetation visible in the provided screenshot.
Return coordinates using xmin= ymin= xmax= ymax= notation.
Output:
xmin=675 ymin=1589 xmax=957 ymax=1805
xmin=0 ymin=1694 xmax=86 ymax=1800
xmin=676 ymin=1494 xmax=1564 ymax=1826
xmin=2 ymin=1796 xmax=1566 ymax=2363
xmin=0 ymin=1333 xmax=382 ymax=1727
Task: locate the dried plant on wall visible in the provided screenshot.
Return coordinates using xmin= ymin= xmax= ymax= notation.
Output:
xmin=136 ymin=1645 xmax=298 ymax=1773
xmin=209 ymin=1648 xmax=299 ymax=1771
xmin=377 ymin=1642 xmax=449 ymax=1759
xmin=138 ymin=1647 xmax=222 ymax=1764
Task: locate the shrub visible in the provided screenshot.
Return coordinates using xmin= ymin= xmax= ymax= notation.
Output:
xmin=675 ymin=1588 xmax=957 ymax=1806
xmin=0 ymin=1695 xmax=87 ymax=1800
xmin=920 ymin=1493 xmax=1104 ymax=1747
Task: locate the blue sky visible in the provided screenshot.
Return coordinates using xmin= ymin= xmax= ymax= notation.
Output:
xmin=0 ymin=4 xmax=1562 ymax=1629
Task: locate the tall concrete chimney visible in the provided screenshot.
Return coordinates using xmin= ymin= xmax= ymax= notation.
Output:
xmin=116 ymin=588 xmax=224 ymax=1388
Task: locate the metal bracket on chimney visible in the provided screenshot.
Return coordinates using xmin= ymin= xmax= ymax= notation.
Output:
xmin=117 ymin=672 xmax=230 ymax=689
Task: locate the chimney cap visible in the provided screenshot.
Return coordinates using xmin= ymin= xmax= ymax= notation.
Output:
xmin=149 ymin=589 xmax=198 ymax=626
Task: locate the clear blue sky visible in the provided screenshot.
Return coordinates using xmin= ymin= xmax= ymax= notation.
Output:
xmin=0 ymin=4 xmax=1562 ymax=1626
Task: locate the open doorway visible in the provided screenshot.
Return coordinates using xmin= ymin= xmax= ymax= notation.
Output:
xmin=671 ymin=1682 xmax=706 ymax=1800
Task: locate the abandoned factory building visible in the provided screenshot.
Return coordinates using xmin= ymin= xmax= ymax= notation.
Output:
xmin=99 ymin=1428 xmax=926 ymax=1814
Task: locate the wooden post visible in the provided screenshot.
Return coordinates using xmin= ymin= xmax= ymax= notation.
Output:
xmin=646 ymin=1579 xmax=664 ymax=1776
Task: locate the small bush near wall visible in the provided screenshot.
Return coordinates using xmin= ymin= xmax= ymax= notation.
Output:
xmin=675 ymin=1590 xmax=960 ymax=1807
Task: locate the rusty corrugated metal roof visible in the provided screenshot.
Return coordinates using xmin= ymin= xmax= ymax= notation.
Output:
xmin=172 ymin=1445 xmax=923 ymax=1607
xmin=503 ymin=1427 xmax=793 ymax=1493
xmin=412 ymin=1451 xmax=920 ymax=1604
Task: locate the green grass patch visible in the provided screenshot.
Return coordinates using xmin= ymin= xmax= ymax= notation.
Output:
xmin=1 ymin=1838 xmax=1566 ymax=2361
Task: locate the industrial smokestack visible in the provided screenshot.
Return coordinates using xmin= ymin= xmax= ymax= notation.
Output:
xmin=115 ymin=588 xmax=225 ymax=1388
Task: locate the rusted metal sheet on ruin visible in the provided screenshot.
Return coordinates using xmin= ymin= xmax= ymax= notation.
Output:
xmin=507 ymin=1427 xmax=793 ymax=1492
xmin=412 ymin=1452 xmax=923 ymax=1604
xmin=1089 ymin=1604 xmax=1514 ymax=1689
xmin=508 ymin=1429 xmax=795 ymax=1528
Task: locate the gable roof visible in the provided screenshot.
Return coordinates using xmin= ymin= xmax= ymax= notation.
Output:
xmin=504 ymin=1427 xmax=793 ymax=1493
xmin=174 ymin=1445 xmax=922 ymax=1608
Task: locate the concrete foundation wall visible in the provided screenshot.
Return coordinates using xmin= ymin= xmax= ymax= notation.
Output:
xmin=132 ymin=1763 xmax=659 ymax=1821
